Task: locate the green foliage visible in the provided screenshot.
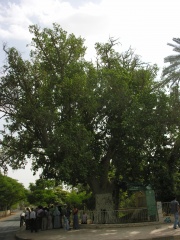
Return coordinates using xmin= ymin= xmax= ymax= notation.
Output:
xmin=0 ymin=173 xmax=26 ymax=210
xmin=27 ymin=178 xmax=92 ymax=208
xmin=161 ymin=37 xmax=180 ymax=200
xmin=119 ymin=191 xmax=136 ymax=208
xmin=27 ymin=179 xmax=59 ymax=206
xmin=163 ymin=38 xmax=180 ymax=86
xmin=65 ymin=189 xmax=92 ymax=208
xmin=1 ymin=24 xmax=180 ymax=207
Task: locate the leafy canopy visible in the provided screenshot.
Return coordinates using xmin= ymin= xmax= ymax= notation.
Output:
xmin=1 ymin=24 xmax=180 ymax=202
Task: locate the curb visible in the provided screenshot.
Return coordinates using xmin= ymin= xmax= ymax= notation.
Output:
xmin=79 ymin=221 xmax=162 ymax=229
xmin=15 ymin=234 xmax=32 ymax=240
xmin=14 ymin=233 xmax=180 ymax=240
xmin=15 ymin=226 xmax=32 ymax=240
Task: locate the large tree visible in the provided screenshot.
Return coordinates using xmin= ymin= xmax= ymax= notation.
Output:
xmin=160 ymin=38 xmax=180 ymax=200
xmin=0 ymin=24 xmax=177 ymax=214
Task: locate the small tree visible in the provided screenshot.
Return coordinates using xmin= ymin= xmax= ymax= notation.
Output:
xmin=27 ymin=179 xmax=59 ymax=206
xmin=0 ymin=173 xmax=26 ymax=210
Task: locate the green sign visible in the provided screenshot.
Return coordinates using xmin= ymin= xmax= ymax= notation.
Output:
xmin=146 ymin=189 xmax=157 ymax=220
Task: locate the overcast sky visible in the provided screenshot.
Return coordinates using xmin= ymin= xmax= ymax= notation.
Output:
xmin=0 ymin=0 xmax=180 ymax=188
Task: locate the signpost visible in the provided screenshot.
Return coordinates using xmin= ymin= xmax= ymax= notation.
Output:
xmin=128 ymin=183 xmax=157 ymax=221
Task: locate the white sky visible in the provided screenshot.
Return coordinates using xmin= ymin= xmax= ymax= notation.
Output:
xmin=0 ymin=0 xmax=180 ymax=188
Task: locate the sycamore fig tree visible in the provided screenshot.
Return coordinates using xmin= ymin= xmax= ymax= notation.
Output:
xmin=0 ymin=24 xmax=177 ymax=213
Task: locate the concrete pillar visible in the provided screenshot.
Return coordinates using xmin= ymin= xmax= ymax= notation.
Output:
xmin=157 ymin=202 xmax=164 ymax=222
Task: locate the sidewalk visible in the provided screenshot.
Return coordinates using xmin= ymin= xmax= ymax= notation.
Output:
xmin=15 ymin=222 xmax=180 ymax=240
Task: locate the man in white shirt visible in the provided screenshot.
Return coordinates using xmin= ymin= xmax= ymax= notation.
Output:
xmin=30 ymin=208 xmax=37 ymax=232
xmin=20 ymin=211 xmax=25 ymax=227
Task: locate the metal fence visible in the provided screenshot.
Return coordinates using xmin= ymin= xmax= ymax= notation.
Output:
xmin=75 ymin=207 xmax=158 ymax=224
xmin=162 ymin=202 xmax=171 ymax=216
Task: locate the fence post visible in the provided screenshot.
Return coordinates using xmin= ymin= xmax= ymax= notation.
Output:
xmin=157 ymin=202 xmax=164 ymax=222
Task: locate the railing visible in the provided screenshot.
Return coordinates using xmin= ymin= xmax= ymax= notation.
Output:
xmin=72 ymin=207 xmax=158 ymax=224
xmin=162 ymin=202 xmax=171 ymax=216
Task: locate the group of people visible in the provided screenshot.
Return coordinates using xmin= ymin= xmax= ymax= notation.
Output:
xmin=20 ymin=205 xmax=80 ymax=232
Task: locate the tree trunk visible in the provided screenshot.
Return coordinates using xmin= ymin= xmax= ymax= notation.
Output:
xmin=93 ymin=192 xmax=117 ymax=223
xmin=88 ymin=152 xmax=118 ymax=223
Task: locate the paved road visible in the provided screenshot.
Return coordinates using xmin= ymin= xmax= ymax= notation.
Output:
xmin=3 ymin=211 xmax=180 ymax=240
xmin=0 ymin=211 xmax=21 ymax=240
xmin=16 ymin=222 xmax=180 ymax=240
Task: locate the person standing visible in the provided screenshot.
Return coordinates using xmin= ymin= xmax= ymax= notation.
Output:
xmin=41 ymin=207 xmax=48 ymax=230
xmin=25 ymin=207 xmax=31 ymax=230
xmin=58 ymin=205 xmax=63 ymax=228
xmin=53 ymin=206 xmax=61 ymax=228
xmin=20 ymin=211 xmax=25 ymax=227
xmin=36 ymin=205 xmax=43 ymax=230
xmin=81 ymin=211 xmax=87 ymax=224
xmin=170 ymin=197 xmax=180 ymax=229
xmin=30 ymin=208 xmax=37 ymax=233
xmin=66 ymin=205 xmax=71 ymax=227
xmin=63 ymin=214 xmax=70 ymax=230
xmin=47 ymin=208 xmax=53 ymax=229
xmin=49 ymin=205 xmax=54 ymax=228
xmin=73 ymin=206 xmax=79 ymax=229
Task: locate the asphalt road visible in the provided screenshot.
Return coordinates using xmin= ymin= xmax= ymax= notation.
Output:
xmin=0 ymin=211 xmax=21 ymax=240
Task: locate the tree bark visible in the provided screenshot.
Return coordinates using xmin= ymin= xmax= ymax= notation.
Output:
xmin=93 ymin=193 xmax=117 ymax=223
